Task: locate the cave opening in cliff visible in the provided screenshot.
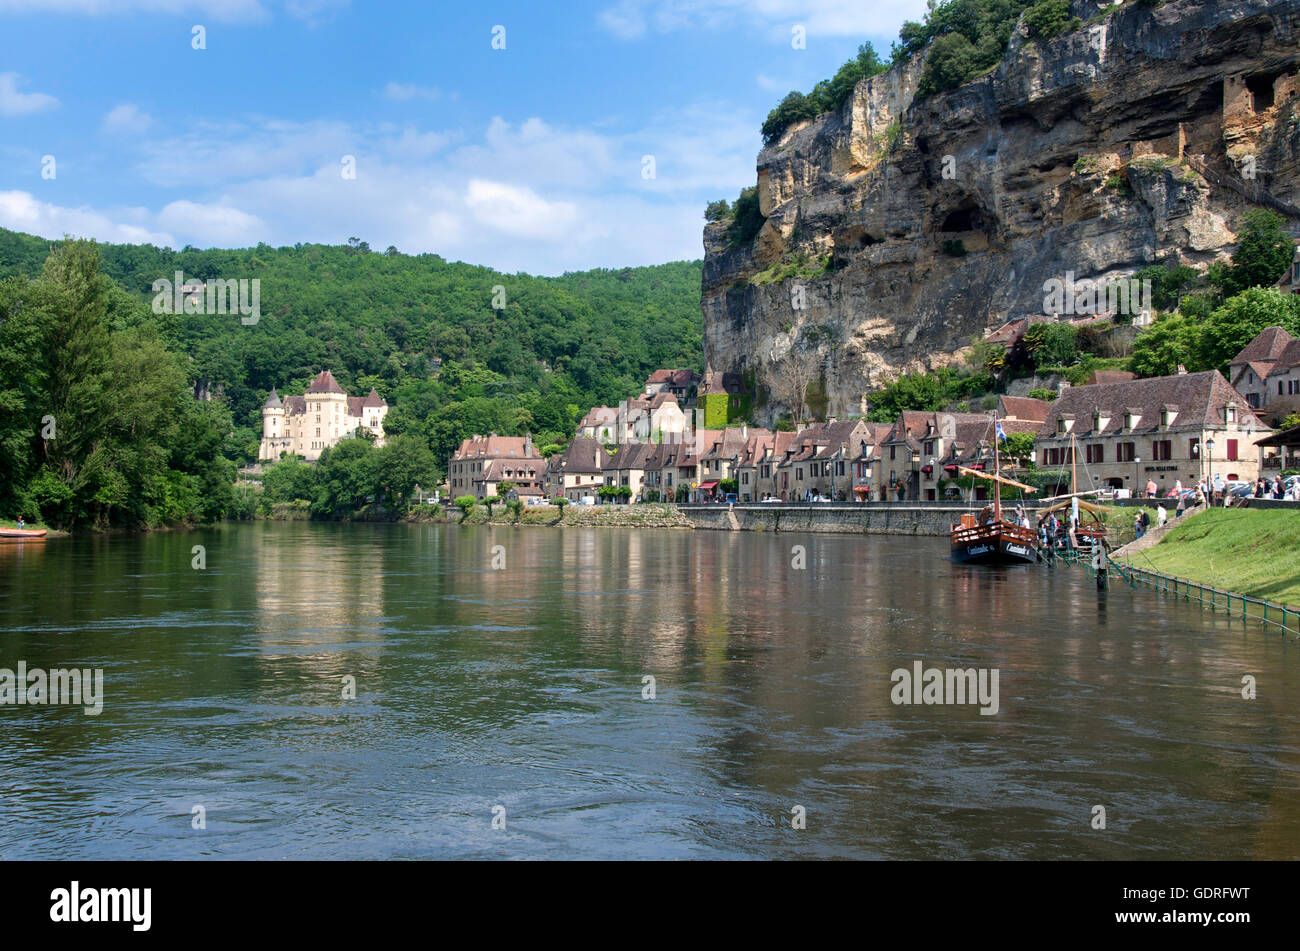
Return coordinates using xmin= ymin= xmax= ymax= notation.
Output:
xmin=939 ymin=205 xmax=984 ymax=234
xmin=1247 ymin=71 xmax=1282 ymax=112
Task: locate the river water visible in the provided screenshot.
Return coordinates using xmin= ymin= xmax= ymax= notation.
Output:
xmin=1 ymin=521 xmax=1297 ymax=859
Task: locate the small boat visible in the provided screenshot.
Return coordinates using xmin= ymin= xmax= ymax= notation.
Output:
xmin=0 ymin=527 xmax=47 ymax=541
xmin=949 ymin=418 xmax=1039 ymax=566
xmin=1037 ymin=433 xmax=1111 ymax=550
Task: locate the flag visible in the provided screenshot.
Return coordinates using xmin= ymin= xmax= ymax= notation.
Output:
xmin=995 ymin=421 xmax=1007 ymax=442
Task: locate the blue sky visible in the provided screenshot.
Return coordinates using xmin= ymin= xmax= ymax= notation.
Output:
xmin=0 ymin=0 xmax=928 ymax=274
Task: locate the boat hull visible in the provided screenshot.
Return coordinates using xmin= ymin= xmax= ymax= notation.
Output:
xmin=0 ymin=528 xmax=47 ymax=542
xmin=950 ymin=523 xmax=1039 ymax=565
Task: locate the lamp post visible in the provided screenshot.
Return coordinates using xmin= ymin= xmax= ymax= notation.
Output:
xmin=1205 ymin=437 xmax=1215 ymax=504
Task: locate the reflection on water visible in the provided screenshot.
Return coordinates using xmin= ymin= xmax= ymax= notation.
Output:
xmin=1 ymin=521 xmax=1298 ymax=859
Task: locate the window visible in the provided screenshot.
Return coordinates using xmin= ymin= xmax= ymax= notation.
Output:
xmin=890 ymin=446 xmax=896 ymax=460
xmin=1227 ymin=439 xmax=1239 ymax=461
xmin=1124 ymin=413 xmax=1135 ymax=431
xmin=1056 ymin=419 xmax=1066 ymax=435
xmin=923 ymin=440 xmax=934 ymax=456
xmin=1086 ymin=444 xmax=1104 ymax=464
xmin=1117 ymin=442 xmax=1135 ymax=462
xmin=1190 ymin=437 xmax=1200 ymax=459
xmin=1226 ymin=405 xmax=1237 ymax=423
xmin=796 ymin=468 xmax=803 ymax=481
xmin=1153 ymin=440 xmax=1172 ymax=461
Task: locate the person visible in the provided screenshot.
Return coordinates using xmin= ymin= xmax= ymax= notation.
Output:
xmin=1176 ymin=494 xmax=1186 ymax=519
xmin=1134 ymin=512 xmax=1144 ymax=539
xmin=1156 ymin=503 xmax=1167 ymax=529
xmin=16 ymin=516 xmax=24 ymax=530
xmin=1174 ymin=478 xmax=1183 ymax=495
xmin=1139 ymin=508 xmax=1150 ymax=533
xmin=1146 ymin=479 xmax=1157 ymax=499
xmin=1194 ymin=486 xmax=1205 ymax=508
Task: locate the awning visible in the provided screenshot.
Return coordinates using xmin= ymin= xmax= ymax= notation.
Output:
xmin=853 ymin=485 xmax=871 ymax=495
xmin=943 ymin=464 xmax=959 ymax=473
xmin=921 ymin=465 xmax=933 ymax=474
xmin=698 ymin=481 xmax=719 ymax=490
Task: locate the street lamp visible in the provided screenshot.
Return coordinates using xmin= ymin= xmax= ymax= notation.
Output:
xmin=1205 ymin=437 xmax=1215 ymax=502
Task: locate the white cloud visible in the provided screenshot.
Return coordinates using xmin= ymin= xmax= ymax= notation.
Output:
xmin=2 ymin=99 xmax=759 ymax=272
xmin=596 ymin=0 xmax=931 ymax=40
xmin=0 ymin=73 xmax=59 ymax=117
xmin=102 ymin=103 xmax=153 ymax=134
xmin=464 ymin=179 xmax=578 ymax=240
xmin=383 ymin=82 xmax=443 ymax=102
xmin=156 ymin=200 xmax=266 ymax=245
xmin=0 ymin=190 xmax=174 ymax=245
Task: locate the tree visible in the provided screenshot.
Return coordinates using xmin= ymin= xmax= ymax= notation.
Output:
xmin=867 ymin=373 xmax=947 ymax=421
xmin=1219 ymin=210 xmax=1295 ymax=298
xmin=767 ymin=342 xmax=820 ymax=424
xmin=376 ymin=434 xmax=436 ymax=506
xmin=1129 ymin=313 xmax=1200 ymax=377
xmin=1197 ymin=287 xmax=1300 ymax=371
xmin=312 ymin=439 xmax=380 ymax=517
xmin=704 ymin=199 xmax=731 ymax=222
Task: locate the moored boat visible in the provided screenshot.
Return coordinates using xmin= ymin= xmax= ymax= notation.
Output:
xmin=949 ymin=416 xmax=1040 ymax=566
xmin=0 ymin=527 xmax=47 ymax=541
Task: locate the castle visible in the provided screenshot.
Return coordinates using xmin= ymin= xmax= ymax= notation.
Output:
xmin=259 ymin=370 xmax=388 ymax=462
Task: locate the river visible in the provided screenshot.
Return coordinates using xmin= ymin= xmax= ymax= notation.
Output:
xmin=1 ymin=521 xmax=1297 ymax=859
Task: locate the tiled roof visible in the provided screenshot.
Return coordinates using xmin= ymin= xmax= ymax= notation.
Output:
xmin=1232 ymin=326 xmax=1294 ymax=368
xmin=998 ymin=395 xmax=1050 ymax=423
xmin=263 ymin=388 xmax=282 ymax=409
xmin=1086 ymin=369 xmax=1137 ymax=386
xmin=362 ymin=387 xmax=387 ymax=408
xmin=1037 ymin=370 xmax=1264 ymax=438
xmin=451 ymin=435 xmax=539 ymax=460
xmin=552 ymin=437 xmax=611 ymax=473
xmin=306 ymin=369 xmax=346 ymax=394
xmin=1267 ymin=338 xmax=1300 ymax=375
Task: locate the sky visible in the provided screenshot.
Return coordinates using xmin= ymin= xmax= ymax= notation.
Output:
xmin=0 ymin=0 xmax=930 ymax=275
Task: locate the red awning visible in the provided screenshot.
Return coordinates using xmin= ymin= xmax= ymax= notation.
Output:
xmin=698 ymin=481 xmax=719 ymax=490
xmin=852 ymin=485 xmax=871 ymax=494
xmin=921 ymin=465 xmax=933 ymax=474
xmin=943 ymin=465 xmax=959 ymax=473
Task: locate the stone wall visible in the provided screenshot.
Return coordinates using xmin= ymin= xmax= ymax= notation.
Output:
xmin=679 ymin=503 xmax=979 ymax=536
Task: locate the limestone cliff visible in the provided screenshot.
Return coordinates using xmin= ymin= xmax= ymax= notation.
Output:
xmin=703 ymin=0 xmax=1300 ymax=422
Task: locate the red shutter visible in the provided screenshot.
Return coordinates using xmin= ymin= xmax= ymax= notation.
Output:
xmin=1227 ymin=439 xmax=1238 ymax=461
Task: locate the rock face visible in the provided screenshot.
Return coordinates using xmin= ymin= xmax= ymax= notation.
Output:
xmin=703 ymin=0 xmax=1300 ymax=423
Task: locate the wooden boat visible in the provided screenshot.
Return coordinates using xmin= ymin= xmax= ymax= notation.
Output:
xmin=949 ymin=422 xmax=1039 ymax=566
xmin=1036 ymin=433 xmax=1110 ymax=550
xmin=0 ymin=527 xmax=47 ymax=541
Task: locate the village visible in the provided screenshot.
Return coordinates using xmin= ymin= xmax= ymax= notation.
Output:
xmin=438 ymin=324 xmax=1300 ymax=509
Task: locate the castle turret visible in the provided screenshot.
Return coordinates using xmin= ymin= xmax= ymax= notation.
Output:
xmin=258 ymin=388 xmax=288 ymax=461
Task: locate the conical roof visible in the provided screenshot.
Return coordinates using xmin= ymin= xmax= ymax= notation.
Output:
xmin=362 ymin=386 xmax=386 ymax=407
xmin=263 ymin=388 xmax=282 ymax=409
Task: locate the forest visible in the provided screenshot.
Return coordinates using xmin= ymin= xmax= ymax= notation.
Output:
xmin=0 ymin=228 xmax=704 ymax=528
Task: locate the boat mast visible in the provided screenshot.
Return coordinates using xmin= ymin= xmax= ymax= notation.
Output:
xmin=993 ymin=416 xmax=1002 ymax=523
xmin=1071 ymin=431 xmax=1079 ymax=496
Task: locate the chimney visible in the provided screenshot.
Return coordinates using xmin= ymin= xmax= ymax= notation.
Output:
xmin=524 ymin=432 xmax=533 ymax=455
xmin=741 ymin=424 xmax=747 ymax=440
xmin=1057 ymin=381 xmax=1071 ymax=396
xmin=1177 ymin=364 xmax=1187 ymax=375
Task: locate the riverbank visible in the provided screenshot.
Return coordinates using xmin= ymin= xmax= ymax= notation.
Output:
xmin=1115 ymin=508 xmax=1300 ymax=608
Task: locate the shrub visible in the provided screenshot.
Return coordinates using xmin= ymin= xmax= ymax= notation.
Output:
xmin=942 ymin=239 xmax=968 ymax=257
xmin=726 ymin=186 xmax=766 ymax=248
xmin=454 ymin=495 xmax=476 ymax=515
xmin=1025 ymin=0 xmax=1080 ymax=41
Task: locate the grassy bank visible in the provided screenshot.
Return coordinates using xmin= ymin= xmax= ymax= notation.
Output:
xmin=1117 ymin=508 xmax=1300 ymax=608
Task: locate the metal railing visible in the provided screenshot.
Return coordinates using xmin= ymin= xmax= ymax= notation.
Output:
xmin=1106 ymin=558 xmax=1300 ymax=639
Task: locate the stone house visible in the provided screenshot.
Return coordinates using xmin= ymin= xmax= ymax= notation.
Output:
xmin=1035 ymin=370 xmax=1271 ymax=495
xmin=447 ymin=433 xmax=542 ymax=500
